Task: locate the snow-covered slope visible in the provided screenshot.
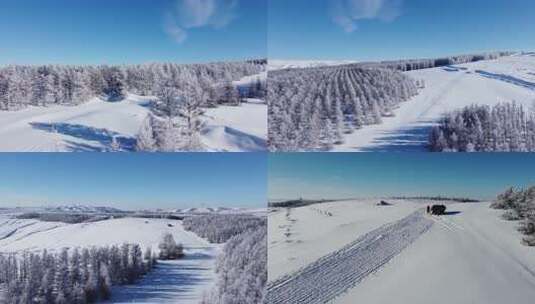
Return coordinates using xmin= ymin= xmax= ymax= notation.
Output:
xmin=0 ymin=94 xmax=266 ymax=152
xmin=336 ymin=202 xmax=535 ymax=303
xmin=333 ymin=54 xmax=535 ymax=151
xmin=268 ymin=199 xmax=420 ymax=281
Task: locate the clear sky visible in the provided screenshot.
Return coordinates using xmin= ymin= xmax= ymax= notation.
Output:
xmin=269 ymin=0 xmax=535 ymax=61
xmin=0 ymin=0 xmax=266 ymax=65
xmin=269 ymin=153 xmax=535 ymax=201
xmin=0 ymin=153 xmax=267 ymax=210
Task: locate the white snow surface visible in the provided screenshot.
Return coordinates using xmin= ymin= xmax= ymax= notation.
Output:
xmin=0 ymin=94 xmax=267 ymax=152
xmin=268 ymin=199 xmax=420 ymax=282
xmin=333 ymin=54 xmax=535 ymax=151
xmin=0 ymin=216 xmax=218 ymax=303
xmin=269 ymin=200 xmax=535 ymax=304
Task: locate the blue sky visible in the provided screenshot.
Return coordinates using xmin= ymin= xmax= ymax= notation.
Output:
xmin=0 ymin=0 xmax=266 ymax=65
xmin=0 ymin=153 xmax=267 ymax=209
xmin=269 ymin=154 xmax=535 ymax=201
xmin=269 ymin=0 xmax=535 ymax=61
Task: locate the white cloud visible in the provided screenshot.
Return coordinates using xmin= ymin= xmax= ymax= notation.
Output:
xmin=330 ymin=0 xmax=404 ymax=32
xmin=164 ymin=0 xmax=238 ymax=43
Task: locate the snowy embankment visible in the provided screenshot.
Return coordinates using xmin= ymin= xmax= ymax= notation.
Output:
xmin=334 ymin=54 xmax=535 ymax=152
xmin=267 ymin=210 xmax=433 ymax=304
xmin=268 ymin=199 xmax=420 ymax=282
xmin=336 ymin=202 xmax=535 ymax=304
xmin=0 ymin=215 xmax=219 ymax=303
xmin=0 ymin=95 xmax=266 ymax=152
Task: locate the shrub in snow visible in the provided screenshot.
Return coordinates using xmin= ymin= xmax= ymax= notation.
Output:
xmin=268 ymin=65 xmax=418 ymax=151
xmin=0 ymin=243 xmax=156 ymax=303
xmin=429 ymin=102 xmax=535 ymax=152
xmin=158 ymin=233 xmax=184 ymax=260
xmin=491 ymin=186 xmax=535 ymax=246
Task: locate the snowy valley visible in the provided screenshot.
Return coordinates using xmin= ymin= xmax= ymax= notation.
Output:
xmin=0 ymin=206 xmax=267 ymax=303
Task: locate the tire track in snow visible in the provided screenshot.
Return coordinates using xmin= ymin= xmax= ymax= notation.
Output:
xmin=266 ymin=210 xmax=434 ymax=304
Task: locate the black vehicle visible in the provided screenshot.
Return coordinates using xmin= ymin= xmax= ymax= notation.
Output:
xmin=430 ymin=204 xmax=447 ymax=215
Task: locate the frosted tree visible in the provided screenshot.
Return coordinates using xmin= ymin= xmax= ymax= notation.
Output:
xmin=136 ymin=114 xmax=157 ymax=152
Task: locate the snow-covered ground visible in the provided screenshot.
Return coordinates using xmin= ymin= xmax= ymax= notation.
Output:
xmin=268 ymin=199 xmax=420 ymax=281
xmin=337 ymin=202 xmax=535 ymax=303
xmin=0 ymin=95 xmax=267 ymax=152
xmin=334 ymin=54 xmax=535 ymax=151
xmin=269 ymin=199 xmax=535 ymax=304
xmin=0 ymin=215 xmax=219 ymax=303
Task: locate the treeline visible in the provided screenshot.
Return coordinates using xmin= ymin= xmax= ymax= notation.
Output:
xmin=268 ymin=66 xmax=418 ymax=151
xmin=429 ymin=102 xmax=535 ymax=152
xmin=0 ymin=61 xmax=264 ymax=111
xmin=0 ymin=243 xmax=157 ymax=303
xmin=391 ymin=196 xmax=480 ymax=203
xmin=491 ymin=186 xmax=535 ymax=246
xmin=360 ymin=51 xmax=513 ymax=72
xmin=268 ymin=199 xmax=334 ymax=208
xmin=201 ymin=225 xmax=267 ymax=304
xmin=183 ymin=214 xmax=266 ymax=243
xmin=16 ymin=212 xmax=123 ymax=224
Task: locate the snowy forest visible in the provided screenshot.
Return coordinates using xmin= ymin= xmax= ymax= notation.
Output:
xmin=0 ymin=61 xmax=266 ymax=152
xmin=185 ymin=214 xmax=267 ymax=304
xmin=429 ymin=102 xmax=535 ymax=152
xmin=0 ymin=243 xmax=157 ymax=303
xmin=183 ymin=214 xmax=266 ymax=243
xmin=268 ymin=66 xmax=419 ymax=151
xmin=491 ymin=186 xmax=535 ymax=246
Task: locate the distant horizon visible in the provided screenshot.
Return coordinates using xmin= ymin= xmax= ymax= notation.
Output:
xmin=0 ymin=57 xmax=267 ymax=68
xmin=268 ymin=49 xmax=528 ymax=63
xmin=0 ymin=153 xmax=267 ymax=210
xmin=269 ymin=154 xmax=535 ymax=201
xmin=269 ymin=0 xmax=535 ymax=61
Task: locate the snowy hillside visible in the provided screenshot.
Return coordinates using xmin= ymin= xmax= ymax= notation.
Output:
xmin=0 ymin=94 xmax=266 ymax=152
xmin=268 ymin=199 xmax=535 ymax=304
xmin=334 ymin=54 xmax=535 ymax=151
xmin=0 ymin=215 xmax=218 ymax=303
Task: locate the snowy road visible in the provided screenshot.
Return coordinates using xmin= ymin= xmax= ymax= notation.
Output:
xmin=334 ymin=55 xmax=535 ymax=152
xmin=266 ymin=210 xmax=433 ymax=304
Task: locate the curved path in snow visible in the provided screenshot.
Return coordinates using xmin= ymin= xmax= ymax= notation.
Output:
xmin=266 ymin=210 xmax=433 ymax=304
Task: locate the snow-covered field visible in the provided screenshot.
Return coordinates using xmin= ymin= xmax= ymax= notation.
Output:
xmin=268 ymin=200 xmax=535 ymax=304
xmin=268 ymin=199 xmax=420 ymax=281
xmin=0 ymin=214 xmax=218 ymax=303
xmin=0 ymin=95 xmax=266 ymax=152
xmin=333 ymin=54 xmax=535 ymax=151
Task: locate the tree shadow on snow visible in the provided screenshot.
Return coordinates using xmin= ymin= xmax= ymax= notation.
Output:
xmin=108 ymin=254 xmax=214 ymax=303
xmin=443 ymin=211 xmax=462 ymax=216
xmin=356 ymin=123 xmax=434 ymax=152
xmin=29 ymin=122 xmax=136 ymax=152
